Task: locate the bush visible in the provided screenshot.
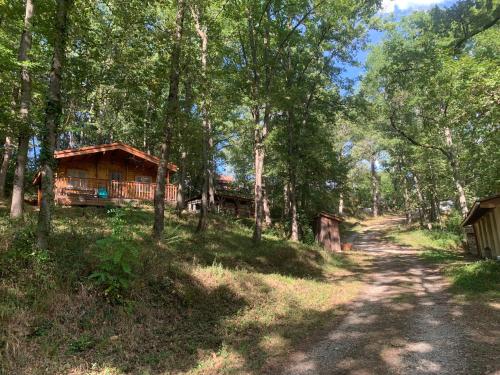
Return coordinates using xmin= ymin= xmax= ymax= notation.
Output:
xmin=89 ymin=207 xmax=139 ymax=301
xmin=444 ymin=209 xmax=464 ymax=236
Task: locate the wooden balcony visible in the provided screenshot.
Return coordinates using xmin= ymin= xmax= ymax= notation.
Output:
xmin=53 ymin=177 xmax=177 ymax=207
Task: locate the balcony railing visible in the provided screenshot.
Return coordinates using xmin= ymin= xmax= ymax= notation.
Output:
xmin=54 ymin=177 xmax=177 ymax=203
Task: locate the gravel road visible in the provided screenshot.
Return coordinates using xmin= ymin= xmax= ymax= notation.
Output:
xmin=283 ymin=217 xmax=500 ymax=375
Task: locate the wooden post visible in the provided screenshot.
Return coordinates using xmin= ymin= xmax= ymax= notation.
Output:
xmin=37 ymin=186 xmax=42 ymax=207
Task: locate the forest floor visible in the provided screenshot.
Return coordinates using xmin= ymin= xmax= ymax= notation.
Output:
xmin=1 ymin=206 xmax=498 ymax=374
xmin=283 ymin=216 xmax=500 ymax=375
xmin=1 ymin=203 xmax=369 ymax=375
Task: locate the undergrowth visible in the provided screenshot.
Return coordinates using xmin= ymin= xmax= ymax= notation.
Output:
xmin=446 ymin=260 xmax=500 ymax=296
xmin=0 ymin=205 xmax=363 ymax=375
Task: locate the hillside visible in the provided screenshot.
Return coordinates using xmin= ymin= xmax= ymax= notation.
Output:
xmin=0 ymin=204 xmax=366 ymax=374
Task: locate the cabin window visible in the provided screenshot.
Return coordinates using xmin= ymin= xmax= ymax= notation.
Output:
xmin=66 ymin=169 xmax=88 ymax=188
xmin=135 ymin=175 xmax=152 ymax=183
xmin=110 ymin=171 xmax=123 ymax=181
xmin=67 ymin=169 xmax=88 ymax=179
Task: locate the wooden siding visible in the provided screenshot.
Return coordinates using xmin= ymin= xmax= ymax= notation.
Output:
xmin=56 ymin=151 xmax=166 ymax=183
xmin=314 ymin=214 xmax=341 ymax=252
xmin=48 ymin=149 xmax=176 ymax=207
xmin=473 ymin=207 xmax=500 ymax=258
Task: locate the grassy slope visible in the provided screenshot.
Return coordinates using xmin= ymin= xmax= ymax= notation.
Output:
xmin=386 ymin=224 xmax=500 ymax=299
xmin=0 ymin=204 xmax=365 ymax=375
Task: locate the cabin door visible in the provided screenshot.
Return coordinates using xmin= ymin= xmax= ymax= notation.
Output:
xmin=109 ymin=171 xmax=124 ymax=198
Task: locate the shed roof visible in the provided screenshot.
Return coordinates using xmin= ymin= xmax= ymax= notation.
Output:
xmin=462 ymin=194 xmax=500 ymax=226
xmin=316 ymin=211 xmax=343 ymax=222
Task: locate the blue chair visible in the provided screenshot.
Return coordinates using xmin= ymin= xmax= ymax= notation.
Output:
xmin=98 ymin=186 xmax=108 ymax=199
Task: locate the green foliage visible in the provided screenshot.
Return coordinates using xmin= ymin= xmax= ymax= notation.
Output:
xmin=89 ymin=208 xmax=139 ymax=301
xmin=446 ymin=260 xmax=500 ymax=294
xmin=391 ymin=227 xmax=461 ymax=251
xmin=444 ymin=209 xmax=465 ymax=236
xmin=66 ymin=334 xmax=95 ymax=354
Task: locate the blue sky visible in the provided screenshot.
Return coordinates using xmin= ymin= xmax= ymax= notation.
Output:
xmin=342 ymin=0 xmax=459 ymax=84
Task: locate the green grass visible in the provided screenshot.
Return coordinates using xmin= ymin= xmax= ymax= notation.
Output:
xmin=0 ymin=204 xmax=364 ymax=375
xmin=446 ymin=260 xmax=500 ymax=296
xmin=419 ymin=249 xmax=461 ymax=263
xmin=386 ymin=223 xmax=499 ymax=300
xmin=388 ymin=227 xmax=461 ymax=253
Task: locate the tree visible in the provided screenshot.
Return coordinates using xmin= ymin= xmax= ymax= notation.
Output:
xmin=37 ymin=0 xmax=73 ymax=250
xmin=153 ymin=0 xmax=186 ymax=240
xmin=10 ymin=0 xmax=34 ymax=219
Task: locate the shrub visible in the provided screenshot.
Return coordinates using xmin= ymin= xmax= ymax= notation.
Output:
xmin=444 ymin=209 xmax=464 ymax=236
xmin=89 ymin=207 xmax=139 ymax=301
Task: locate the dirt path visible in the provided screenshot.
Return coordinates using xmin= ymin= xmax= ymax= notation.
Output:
xmin=284 ymin=216 xmax=500 ymax=375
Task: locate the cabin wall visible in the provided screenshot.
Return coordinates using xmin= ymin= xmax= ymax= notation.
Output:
xmin=56 ymin=152 xmax=169 ymax=183
xmin=473 ymin=207 xmax=500 ymax=259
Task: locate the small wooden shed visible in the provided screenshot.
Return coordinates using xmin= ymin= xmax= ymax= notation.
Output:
xmin=462 ymin=194 xmax=500 ymax=259
xmin=314 ymin=212 xmax=343 ymax=252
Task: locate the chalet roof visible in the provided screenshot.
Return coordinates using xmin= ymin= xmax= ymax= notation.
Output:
xmin=462 ymin=194 xmax=500 ymax=226
xmin=316 ymin=211 xmax=344 ymax=222
xmin=217 ymin=175 xmax=235 ymax=183
xmin=53 ymin=142 xmax=177 ymax=171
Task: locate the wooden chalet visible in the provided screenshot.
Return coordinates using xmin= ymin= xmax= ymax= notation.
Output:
xmin=186 ymin=192 xmax=253 ymax=218
xmin=33 ymin=142 xmax=178 ymax=207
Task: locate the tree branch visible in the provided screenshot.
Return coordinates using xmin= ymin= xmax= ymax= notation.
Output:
xmin=388 ymin=112 xmax=449 ymax=157
xmin=454 ymin=14 xmax=500 ymax=50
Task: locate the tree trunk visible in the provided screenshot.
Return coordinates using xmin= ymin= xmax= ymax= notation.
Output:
xmin=11 ymin=135 xmax=29 ymax=218
xmin=287 ymin=111 xmax=299 ymax=241
xmin=10 ymin=0 xmax=34 ymax=219
xmin=0 ymin=137 xmax=13 ymax=198
xmin=176 ymin=80 xmax=193 ymax=217
xmin=191 ymin=3 xmax=212 ymax=232
xmin=245 ymin=8 xmax=265 ymax=242
xmin=197 ymin=135 xmax=209 ymax=233
xmin=262 ymin=179 xmax=272 ymax=227
xmin=283 ymin=183 xmax=290 ymax=219
xmin=153 ymin=0 xmax=185 ymax=240
xmin=289 ymin=181 xmax=299 ymax=241
xmin=413 ymin=173 xmax=426 ymax=227
xmin=37 ymin=0 xmax=71 ymax=250
xmin=175 ymin=150 xmax=186 ymax=216
xmin=338 ymin=191 xmax=344 ymax=215
xmin=403 ymin=178 xmax=412 ymax=225
xmin=427 ymin=160 xmax=441 ymax=223
xmin=251 ymin=105 xmax=265 ymax=242
xmin=444 ymin=127 xmax=468 ymax=216
xmin=370 ymin=154 xmax=379 ymax=217
xmin=208 ymin=139 xmax=215 ymax=209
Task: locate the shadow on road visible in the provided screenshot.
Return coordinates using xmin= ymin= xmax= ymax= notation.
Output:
xmin=283 ymin=216 xmax=500 ymax=375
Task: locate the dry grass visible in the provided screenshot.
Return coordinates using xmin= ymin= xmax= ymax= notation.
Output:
xmin=0 ymin=203 xmax=366 ymax=374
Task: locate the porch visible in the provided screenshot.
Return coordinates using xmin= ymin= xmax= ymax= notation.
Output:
xmin=52 ymin=177 xmax=177 ymax=207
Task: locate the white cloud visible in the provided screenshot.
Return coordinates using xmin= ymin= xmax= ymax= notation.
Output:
xmin=381 ymin=0 xmax=449 ymax=13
